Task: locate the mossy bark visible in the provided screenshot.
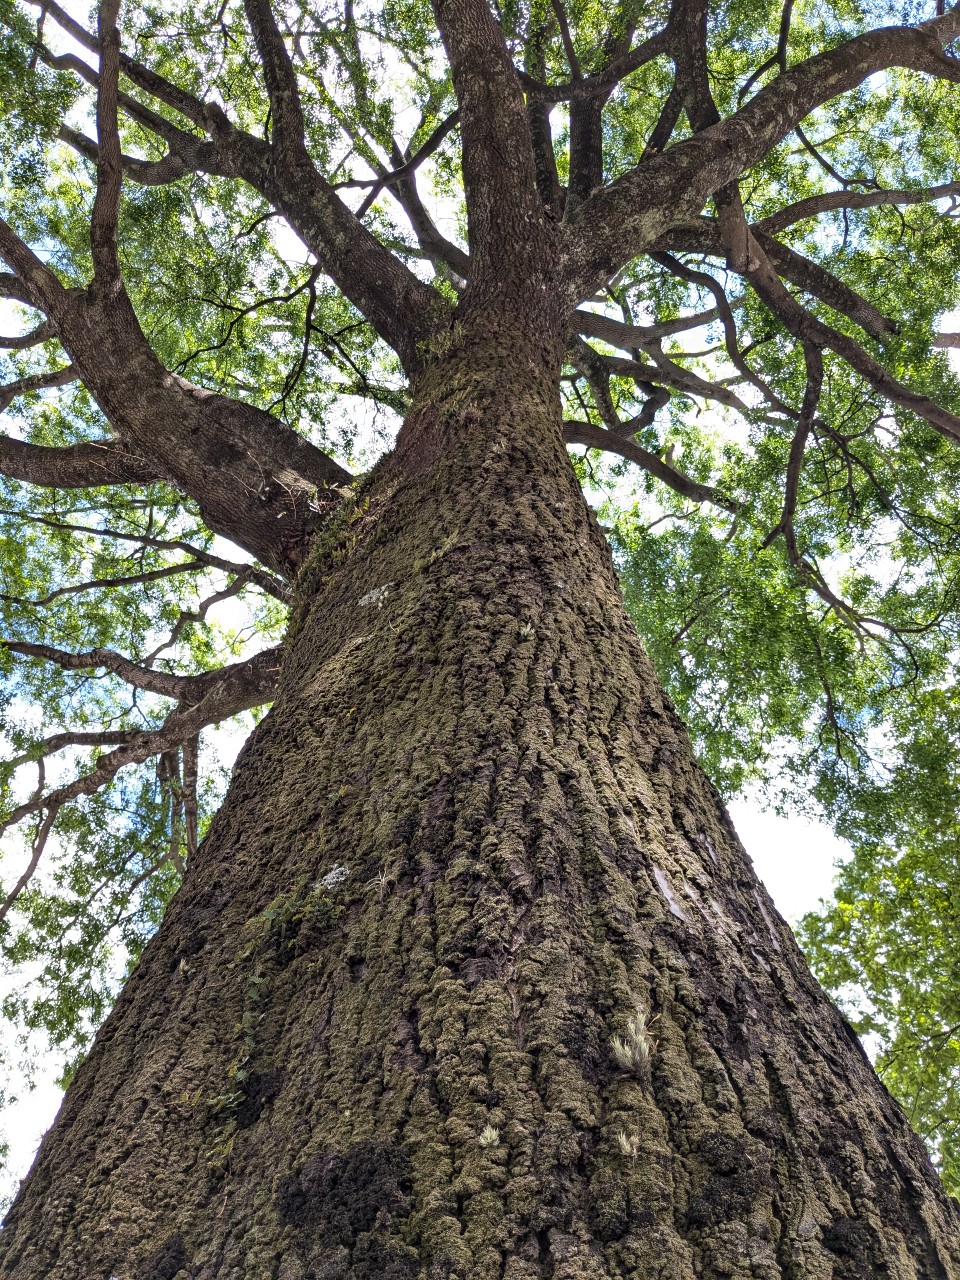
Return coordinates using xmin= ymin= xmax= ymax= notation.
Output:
xmin=1 ymin=339 xmax=958 ymax=1279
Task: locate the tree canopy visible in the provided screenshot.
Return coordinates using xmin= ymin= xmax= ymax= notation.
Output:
xmin=1 ymin=0 xmax=960 ymax=1194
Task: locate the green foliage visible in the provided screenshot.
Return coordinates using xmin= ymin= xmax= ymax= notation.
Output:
xmin=796 ymin=686 xmax=960 ymax=1195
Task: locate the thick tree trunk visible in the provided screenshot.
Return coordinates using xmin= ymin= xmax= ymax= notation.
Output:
xmin=1 ymin=338 xmax=958 ymax=1280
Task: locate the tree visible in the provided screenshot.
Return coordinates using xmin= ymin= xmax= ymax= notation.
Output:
xmin=0 ymin=0 xmax=960 ymax=1271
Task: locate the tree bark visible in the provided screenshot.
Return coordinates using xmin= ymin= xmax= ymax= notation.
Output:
xmin=1 ymin=334 xmax=958 ymax=1280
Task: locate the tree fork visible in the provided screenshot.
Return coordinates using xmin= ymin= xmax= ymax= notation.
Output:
xmin=0 ymin=340 xmax=957 ymax=1279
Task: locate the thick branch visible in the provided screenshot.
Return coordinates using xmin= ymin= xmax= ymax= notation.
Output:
xmin=0 ymin=213 xmax=353 ymax=573
xmin=524 ymin=24 xmax=564 ymax=219
xmin=4 ymin=640 xmax=283 ymax=705
xmin=0 ymin=218 xmax=70 ymax=315
xmin=388 ymin=167 xmax=471 ymax=279
xmin=242 ymin=0 xmax=307 ymax=159
xmin=0 ymin=275 xmax=36 ymax=306
xmin=58 ymin=124 xmax=221 ymax=188
xmin=432 ymin=0 xmax=551 ymax=307
xmin=567 ymin=93 xmax=605 ymax=211
xmin=89 ymin=0 xmax=123 ymax=287
xmin=574 ymin=303 xmax=740 ymax=347
xmin=0 ymin=436 xmax=160 ymax=489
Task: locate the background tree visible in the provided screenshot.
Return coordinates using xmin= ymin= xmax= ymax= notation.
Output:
xmin=0 ymin=0 xmax=960 ymax=1273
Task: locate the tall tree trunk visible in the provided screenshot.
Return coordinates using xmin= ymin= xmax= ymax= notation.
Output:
xmin=1 ymin=337 xmax=958 ymax=1280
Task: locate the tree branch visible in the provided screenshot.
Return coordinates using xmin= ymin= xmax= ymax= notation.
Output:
xmin=587 ymin=346 xmax=759 ymax=416
xmin=3 ymin=640 xmax=283 ymax=705
xmin=30 ymin=0 xmax=452 ymax=373
xmin=4 ymin=559 xmax=210 ymax=608
xmin=89 ymin=0 xmax=123 ymax=288
xmin=0 ymin=218 xmax=71 ymax=315
xmin=336 ymin=111 xmax=460 ymax=204
xmin=0 ymin=436 xmax=161 ymax=489
xmin=242 ymin=0 xmax=307 ymax=160
xmin=0 ymin=807 xmax=59 ymax=927
xmin=720 ymin=207 xmax=960 ymax=445
xmin=58 ymin=124 xmax=221 ymax=188
xmin=574 ymin=302 xmax=741 ymax=347
xmin=0 ymin=203 xmax=355 ymax=575
xmin=11 ymin=729 xmax=143 ymax=764
xmin=0 ymin=320 xmax=57 ymax=351
xmin=0 ymin=646 xmax=282 ymax=905
xmin=0 ymin=274 xmax=37 ymax=306
xmin=0 ymin=365 xmax=77 ymax=413
xmin=519 ymin=27 xmax=672 ymax=102
xmin=562 ymin=419 xmax=736 ymax=510
xmin=24 ymin=0 xmax=213 ymax=129
xmin=762 ymin=342 xmax=822 ymax=550
xmin=756 ymin=181 xmax=960 ymax=235
xmin=658 ymin=218 xmax=898 ymax=339
xmin=4 ymin=510 xmax=289 ymax=601
xmin=387 ymin=164 xmax=471 ymax=279
xmin=651 ymin=250 xmax=795 ymax=415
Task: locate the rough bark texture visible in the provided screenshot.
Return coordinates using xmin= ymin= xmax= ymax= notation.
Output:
xmin=1 ymin=340 xmax=959 ymax=1279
